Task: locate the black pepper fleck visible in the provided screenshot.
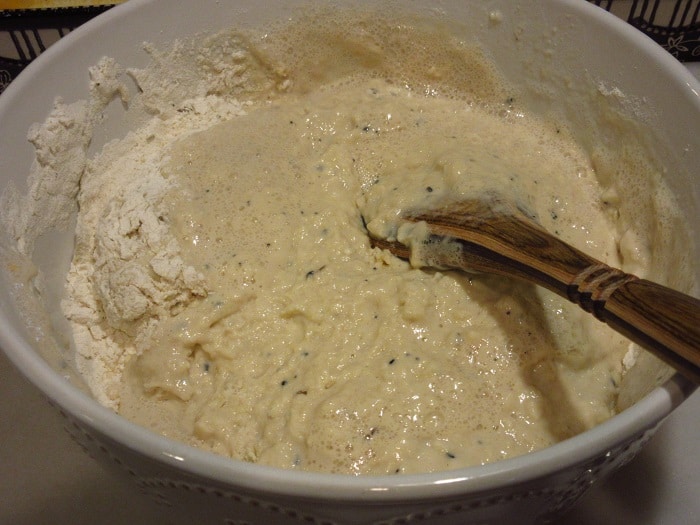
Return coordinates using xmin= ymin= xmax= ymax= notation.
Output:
xmin=305 ymin=265 xmax=326 ymax=279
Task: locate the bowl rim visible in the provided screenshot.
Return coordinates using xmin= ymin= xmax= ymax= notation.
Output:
xmin=0 ymin=0 xmax=698 ymax=502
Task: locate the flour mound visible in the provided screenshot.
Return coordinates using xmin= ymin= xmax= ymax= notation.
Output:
xmin=59 ymin=87 xmax=246 ymax=408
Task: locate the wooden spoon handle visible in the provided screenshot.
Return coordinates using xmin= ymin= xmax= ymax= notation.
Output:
xmin=447 ymin=233 xmax=700 ymax=383
xmin=373 ymin=201 xmax=700 ymax=382
xmin=602 ymin=279 xmax=700 ymax=383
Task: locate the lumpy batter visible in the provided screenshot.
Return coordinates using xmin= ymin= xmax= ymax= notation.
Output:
xmin=65 ymin=12 xmax=662 ymax=474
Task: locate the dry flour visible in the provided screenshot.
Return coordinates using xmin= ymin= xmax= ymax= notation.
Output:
xmin=64 ymin=93 xmax=252 ymax=408
xmin=3 ymin=53 xmax=250 ymax=408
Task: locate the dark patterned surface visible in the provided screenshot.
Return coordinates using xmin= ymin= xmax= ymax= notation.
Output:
xmin=0 ymin=5 xmax=113 ymax=93
xmin=589 ymin=0 xmax=700 ymax=61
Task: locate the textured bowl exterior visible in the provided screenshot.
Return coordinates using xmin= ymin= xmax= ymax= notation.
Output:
xmin=56 ymin=399 xmax=665 ymax=524
xmin=0 ymin=0 xmax=698 ymax=524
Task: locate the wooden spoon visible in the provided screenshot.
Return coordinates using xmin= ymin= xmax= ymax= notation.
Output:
xmin=367 ymin=197 xmax=700 ymax=383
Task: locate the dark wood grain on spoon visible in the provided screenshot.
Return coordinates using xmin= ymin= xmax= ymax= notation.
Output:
xmin=368 ymin=198 xmax=700 ymax=383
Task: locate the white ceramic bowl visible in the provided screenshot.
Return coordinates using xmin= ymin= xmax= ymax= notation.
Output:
xmin=0 ymin=1 xmax=698 ymax=524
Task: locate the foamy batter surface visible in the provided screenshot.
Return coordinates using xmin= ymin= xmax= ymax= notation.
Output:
xmin=62 ymin=12 xmax=661 ymax=474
